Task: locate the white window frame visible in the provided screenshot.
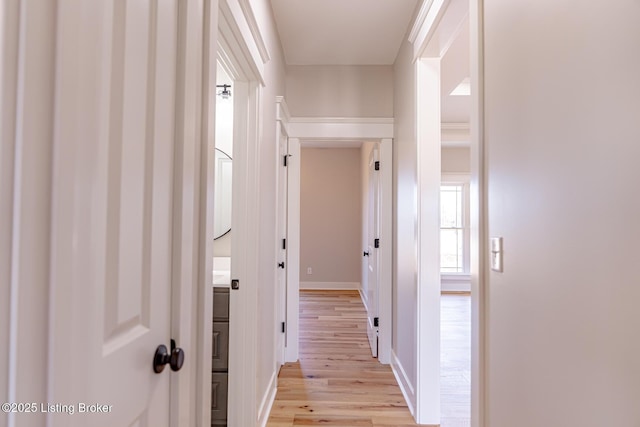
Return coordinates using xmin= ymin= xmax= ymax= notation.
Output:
xmin=441 ymin=173 xmax=471 ymax=278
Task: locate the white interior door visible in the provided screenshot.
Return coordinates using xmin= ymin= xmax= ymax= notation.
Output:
xmin=49 ymin=2 xmax=180 ymax=426
xmin=276 ymin=124 xmax=288 ymax=368
xmin=366 ymin=145 xmax=381 ymax=357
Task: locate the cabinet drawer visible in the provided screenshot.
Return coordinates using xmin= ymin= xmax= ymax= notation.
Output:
xmin=211 ymin=372 xmax=228 ymax=425
xmin=212 ymin=321 xmax=229 ymax=371
xmin=213 ymin=287 xmax=229 ymax=321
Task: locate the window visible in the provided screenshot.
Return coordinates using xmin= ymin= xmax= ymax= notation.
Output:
xmin=440 ymin=177 xmax=470 ymax=274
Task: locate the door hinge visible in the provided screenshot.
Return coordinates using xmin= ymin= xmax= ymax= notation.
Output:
xmin=374 ymin=161 xmax=380 ymax=171
xmin=282 ymin=238 xmax=286 ymax=250
xmin=284 ymin=154 xmax=291 ymax=167
xmin=374 ymin=238 xmax=380 ymax=248
xmin=374 ymin=317 xmax=379 ymax=327
xmin=281 ymin=322 xmax=286 ymax=333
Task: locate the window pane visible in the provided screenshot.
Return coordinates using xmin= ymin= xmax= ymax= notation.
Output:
xmin=441 ymin=227 xmax=463 ymax=273
xmin=440 ymin=184 xmax=463 ymax=228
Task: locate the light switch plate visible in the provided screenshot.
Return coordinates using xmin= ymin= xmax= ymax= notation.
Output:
xmin=490 ymin=237 xmax=503 ymax=272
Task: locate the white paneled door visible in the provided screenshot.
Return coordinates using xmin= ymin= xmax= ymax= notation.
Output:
xmin=276 ymin=122 xmax=289 ymax=368
xmin=48 ymin=2 xmax=183 ymax=426
xmin=366 ymin=145 xmax=381 ymax=357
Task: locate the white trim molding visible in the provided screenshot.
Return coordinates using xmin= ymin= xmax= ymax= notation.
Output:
xmin=300 ymin=282 xmax=360 ymax=290
xmin=408 ymin=0 xmax=447 ymax=60
xmin=285 ymin=137 xmax=301 ymax=363
xmin=219 ymin=0 xmax=270 ymax=85
xmin=237 ymin=0 xmax=271 ymax=64
xmin=469 ymin=1 xmax=486 ymax=426
xmin=215 ymin=3 xmax=265 ymax=425
xmin=409 ymin=0 xmax=469 ymax=60
xmin=377 ymin=139 xmax=393 ymax=365
xmin=257 ymin=371 xmax=278 ymax=427
xmin=391 ymin=350 xmax=416 ymax=416
xmin=285 ymin=119 xmax=394 ymax=369
xmin=442 ymin=122 xmax=470 ymax=147
xmin=408 ymin=0 xmax=436 ymax=45
xmin=415 ymin=58 xmax=442 ymax=425
xmin=288 ymin=117 xmax=394 ymax=140
xmin=276 ymin=96 xmax=291 ymax=134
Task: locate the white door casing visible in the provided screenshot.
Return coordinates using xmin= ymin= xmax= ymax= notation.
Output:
xmin=275 ymin=119 xmax=289 ymax=369
xmin=217 ymin=1 xmax=266 ymax=424
xmin=48 ymin=1 xmax=185 ymax=426
xmin=285 ymin=136 xmax=301 ymax=363
xmin=2 ymin=2 xmax=57 ymax=426
xmin=284 ymin=119 xmax=394 ymax=368
xmin=276 ymin=96 xmax=294 ymax=364
xmin=365 ymin=145 xmax=381 ymax=358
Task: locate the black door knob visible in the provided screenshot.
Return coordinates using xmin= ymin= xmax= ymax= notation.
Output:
xmin=153 ymin=344 xmax=185 ymax=373
xmin=278 ymin=262 xmax=285 ymax=269
xmin=363 ymin=251 xmax=369 ymax=257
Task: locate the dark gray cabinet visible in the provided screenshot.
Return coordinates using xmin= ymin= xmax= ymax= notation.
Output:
xmin=212 ymin=287 xmax=229 ymax=426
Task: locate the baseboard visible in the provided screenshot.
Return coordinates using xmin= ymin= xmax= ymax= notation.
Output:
xmin=390 ymin=349 xmax=416 ymax=417
xmin=299 ymin=281 xmax=360 ymax=290
xmin=441 ymin=275 xmax=471 ymax=292
xmin=358 ymin=287 xmax=369 ymax=313
xmin=257 ymin=371 xmax=278 ymax=427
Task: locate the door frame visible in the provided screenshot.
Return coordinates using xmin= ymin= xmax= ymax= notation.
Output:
xmin=282 ymin=116 xmax=394 ymax=365
xmin=1 ymin=2 xmax=56 ymax=422
xmin=275 ymin=96 xmax=291 ymax=369
xmin=196 ymin=0 xmax=270 ymax=426
xmin=364 ymin=143 xmax=381 ymax=358
xmin=409 ymin=0 xmax=486 ymax=425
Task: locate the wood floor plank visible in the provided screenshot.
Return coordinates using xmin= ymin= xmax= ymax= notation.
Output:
xmin=266 ymin=290 xmax=470 ymax=427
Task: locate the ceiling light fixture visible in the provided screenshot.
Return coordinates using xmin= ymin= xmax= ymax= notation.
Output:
xmin=216 ymin=84 xmax=232 ymax=99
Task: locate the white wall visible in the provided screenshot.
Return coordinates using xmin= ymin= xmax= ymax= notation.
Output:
xmin=483 ymin=1 xmax=640 ymax=426
xmin=391 ymin=37 xmax=418 ymax=408
xmin=250 ymin=0 xmax=287 ymax=422
xmin=285 ymin=65 xmax=393 ymax=117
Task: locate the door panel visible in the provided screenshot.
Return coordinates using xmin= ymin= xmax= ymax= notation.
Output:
xmin=276 ymin=123 xmax=288 ymax=368
xmin=366 ymin=145 xmax=380 ymax=357
xmin=49 ymin=1 xmax=178 ymax=426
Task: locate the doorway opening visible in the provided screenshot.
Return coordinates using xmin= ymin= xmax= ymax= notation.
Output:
xmin=412 ymin=0 xmax=481 ymax=425
xmin=439 ymin=14 xmax=472 ymax=427
xmin=198 ymin=2 xmax=266 ymax=424
xmin=210 ymin=60 xmax=234 ymax=427
xmin=296 ymin=141 xmax=380 ymax=356
xmin=279 ymin=115 xmax=394 ymax=366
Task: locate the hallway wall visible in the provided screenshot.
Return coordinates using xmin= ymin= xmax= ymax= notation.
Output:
xmin=300 ymin=147 xmax=362 ymax=288
xmin=441 ymin=146 xmax=470 ymax=174
xmin=285 ymin=65 xmax=393 ymax=117
xmin=249 ymin=0 xmax=288 ymax=420
xmin=391 ymin=37 xmax=419 ymax=409
xmin=483 ymin=1 xmax=640 ymax=425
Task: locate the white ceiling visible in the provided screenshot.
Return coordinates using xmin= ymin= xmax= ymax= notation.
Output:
xmin=270 ymin=0 xmax=420 ymax=65
xmin=268 ymin=0 xmax=470 ymax=142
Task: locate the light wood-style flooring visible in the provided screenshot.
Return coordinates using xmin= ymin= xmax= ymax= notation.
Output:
xmin=267 ymin=290 xmax=470 ymax=427
xmin=440 ymin=293 xmax=471 ymax=427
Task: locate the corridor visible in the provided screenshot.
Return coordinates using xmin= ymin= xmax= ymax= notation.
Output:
xmin=267 ymin=291 xmax=471 ymax=426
